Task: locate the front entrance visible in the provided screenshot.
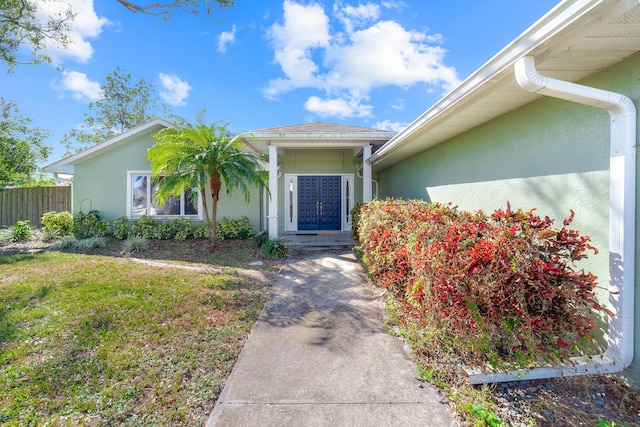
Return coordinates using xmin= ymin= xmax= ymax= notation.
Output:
xmin=298 ymin=176 xmax=341 ymax=230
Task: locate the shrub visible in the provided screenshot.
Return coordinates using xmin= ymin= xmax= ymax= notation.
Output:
xmin=350 ymin=202 xmax=365 ymax=242
xmin=358 ymin=199 xmax=605 ymax=370
xmin=263 ymin=238 xmax=289 ymax=259
xmin=42 ymin=211 xmax=74 ymax=237
xmin=110 ymin=216 xmax=132 ymax=240
xmin=169 ymin=218 xmax=196 ymax=240
xmin=74 ymin=210 xmax=107 ymax=239
xmin=156 ymin=222 xmax=176 ymax=240
xmin=54 ymin=236 xmax=78 ymax=249
xmin=216 ymin=216 xmax=254 ymax=240
xmin=77 ymin=237 xmax=107 ymax=249
xmin=252 ymin=232 xmax=269 ymax=249
xmin=193 ymin=223 xmax=210 ymax=239
xmin=10 ymin=220 xmax=32 ymax=242
xmin=131 ymin=215 xmax=158 ymax=239
xmin=122 ymin=236 xmax=149 ymax=254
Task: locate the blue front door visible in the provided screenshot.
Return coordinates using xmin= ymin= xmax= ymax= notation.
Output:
xmin=298 ymin=176 xmax=341 ymax=231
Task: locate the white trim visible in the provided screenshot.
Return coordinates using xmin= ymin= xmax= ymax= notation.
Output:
xmin=126 ymin=170 xmax=203 ymax=220
xmin=363 ymin=145 xmax=372 ymax=202
xmin=284 ymin=174 xmax=298 ymax=232
xmin=268 ymin=146 xmax=279 ymax=239
xmin=342 ymin=175 xmax=354 ymax=231
xmin=283 ymin=173 xmax=354 ymax=232
xmin=368 ymin=0 xmax=636 ymax=168
xmin=465 ymin=55 xmax=638 ymax=384
xmin=43 ymin=119 xmax=171 ymax=174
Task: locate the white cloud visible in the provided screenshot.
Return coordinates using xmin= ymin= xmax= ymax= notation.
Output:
xmin=305 ymin=95 xmax=373 ymax=118
xmin=56 ymin=70 xmax=102 ymax=101
xmin=217 ymin=25 xmax=237 ymax=53
xmin=375 ymin=120 xmax=408 ymax=132
xmin=264 ymin=0 xmax=330 ymax=98
xmin=264 ymin=1 xmax=459 ymax=119
xmin=159 ymin=73 xmax=192 ymax=107
xmin=391 ymin=98 xmax=404 ymax=110
xmin=381 ymin=0 xmax=408 ymax=11
xmin=334 ymin=2 xmax=380 ymax=33
xmin=37 ymin=0 xmax=111 ymax=63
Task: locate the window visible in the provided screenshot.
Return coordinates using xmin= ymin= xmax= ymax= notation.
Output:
xmin=128 ymin=172 xmax=200 ymax=218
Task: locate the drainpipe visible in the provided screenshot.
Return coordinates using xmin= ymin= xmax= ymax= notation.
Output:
xmin=467 ymin=55 xmax=637 ymax=384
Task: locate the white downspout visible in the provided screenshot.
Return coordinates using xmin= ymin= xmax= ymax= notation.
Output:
xmin=467 ymin=56 xmax=636 ymax=384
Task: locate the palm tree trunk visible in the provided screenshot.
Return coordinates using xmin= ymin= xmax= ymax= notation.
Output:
xmin=200 ymin=186 xmax=211 ymax=235
xmin=209 ymin=174 xmax=222 ymax=246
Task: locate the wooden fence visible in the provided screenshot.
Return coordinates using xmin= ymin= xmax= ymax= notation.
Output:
xmin=0 ymin=186 xmax=71 ymax=228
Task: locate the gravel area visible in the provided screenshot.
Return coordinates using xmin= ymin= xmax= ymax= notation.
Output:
xmin=489 ymin=374 xmax=640 ymax=426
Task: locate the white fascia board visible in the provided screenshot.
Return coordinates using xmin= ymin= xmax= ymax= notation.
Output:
xmin=369 ymin=0 xmax=608 ymax=166
xmin=271 ymin=141 xmax=376 ymax=149
xmin=251 ymin=132 xmax=396 ymax=140
xmin=41 ymin=118 xmax=172 ymax=173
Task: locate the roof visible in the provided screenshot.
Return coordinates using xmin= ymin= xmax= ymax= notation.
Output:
xmin=247 ymin=122 xmax=395 ymax=144
xmin=244 ymin=122 xmax=396 ymax=152
xmin=369 ymin=0 xmax=640 ymax=170
xmin=43 ymin=118 xmax=171 ymax=175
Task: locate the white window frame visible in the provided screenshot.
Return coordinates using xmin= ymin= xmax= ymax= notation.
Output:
xmin=284 ymin=173 xmax=354 ymax=232
xmin=126 ymin=170 xmax=203 ymax=220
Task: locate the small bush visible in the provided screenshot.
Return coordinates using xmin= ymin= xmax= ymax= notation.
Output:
xmin=77 ymin=237 xmax=107 ymax=249
xmin=110 ymin=216 xmax=132 ymax=240
xmin=350 ymin=202 xmax=365 ymax=242
xmin=122 ymin=236 xmax=149 ymax=254
xmin=216 ymin=216 xmax=254 ymax=240
xmin=156 ymin=223 xmax=176 ymax=240
xmin=54 ymin=236 xmax=78 ymax=249
xmin=263 ymin=238 xmax=289 ymax=259
xmin=169 ymin=218 xmax=196 ymax=240
xmin=131 ymin=216 xmax=158 ymax=239
xmin=193 ymin=223 xmax=210 ymax=239
xmin=252 ymin=232 xmax=269 ymax=249
xmin=42 ymin=211 xmax=74 ymax=237
xmin=10 ymin=220 xmax=32 ymax=242
xmin=74 ymin=210 xmax=107 ymax=239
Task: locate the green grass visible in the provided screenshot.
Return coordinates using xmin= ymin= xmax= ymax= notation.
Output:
xmin=0 ymin=251 xmax=268 ymax=426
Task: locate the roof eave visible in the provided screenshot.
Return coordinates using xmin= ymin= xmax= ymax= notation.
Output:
xmin=42 ymin=118 xmax=171 ymax=174
xmin=369 ymin=0 xmax=621 ymax=169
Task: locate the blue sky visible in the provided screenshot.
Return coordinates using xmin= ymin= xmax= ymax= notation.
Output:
xmin=2 ymin=0 xmax=561 ymax=163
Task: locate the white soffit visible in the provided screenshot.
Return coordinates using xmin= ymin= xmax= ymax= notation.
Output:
xmin=371 ymin=0 xmax=640 ymax=169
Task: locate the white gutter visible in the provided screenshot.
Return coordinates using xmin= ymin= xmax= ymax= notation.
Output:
xmin=467 ymin=55 xmax=636 ymax=383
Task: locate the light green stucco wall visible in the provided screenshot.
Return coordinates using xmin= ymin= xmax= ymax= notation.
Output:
xmin=378 ymin=52 xmax=640 ymax=367
xmin=277 ymin=149 xmax=362 ymax=231
xmin=72 ymin=128 xmax=262 ymax=231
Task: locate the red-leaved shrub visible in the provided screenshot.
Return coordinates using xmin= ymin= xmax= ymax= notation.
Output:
xmin=356 ymin=199 xmax=607 ymax=370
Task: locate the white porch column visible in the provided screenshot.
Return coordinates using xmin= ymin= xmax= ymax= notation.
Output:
xmin=363 ymin=144 xmax=373 ymax=202
xmin=268 ymin=145 xmax=279 ymax=239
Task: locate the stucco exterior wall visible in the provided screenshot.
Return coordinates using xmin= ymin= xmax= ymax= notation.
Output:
xmin=72 ymin=128 xmax=262 ymax=231
xmin=378 ymin=52 xmax=640 ymax=364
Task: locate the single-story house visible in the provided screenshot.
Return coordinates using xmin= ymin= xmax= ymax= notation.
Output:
xmin=43 ymin=121 xmax=396 ymax=235
xmin=45 ymin=0 xmax=640 ymax=382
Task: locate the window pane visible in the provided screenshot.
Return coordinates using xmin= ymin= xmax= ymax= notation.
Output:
xmin=151 ymin=179 xmax=180 ymax=216
xmin=184 ymin=190 xmax=198 ymax=215
xmin=132 ymin=175 xmax=148 ymax=216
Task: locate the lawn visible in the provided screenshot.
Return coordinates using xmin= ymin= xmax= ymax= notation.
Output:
xmin=0 ymin=244 xmax=275 ymax=426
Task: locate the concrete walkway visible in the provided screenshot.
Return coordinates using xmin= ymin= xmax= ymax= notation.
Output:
xmin=207 ymin=250 xmax=458 ymax=427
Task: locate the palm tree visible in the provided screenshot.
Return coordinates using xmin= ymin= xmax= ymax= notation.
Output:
xmin=146 ymin=121 xmax=267 ymax=246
